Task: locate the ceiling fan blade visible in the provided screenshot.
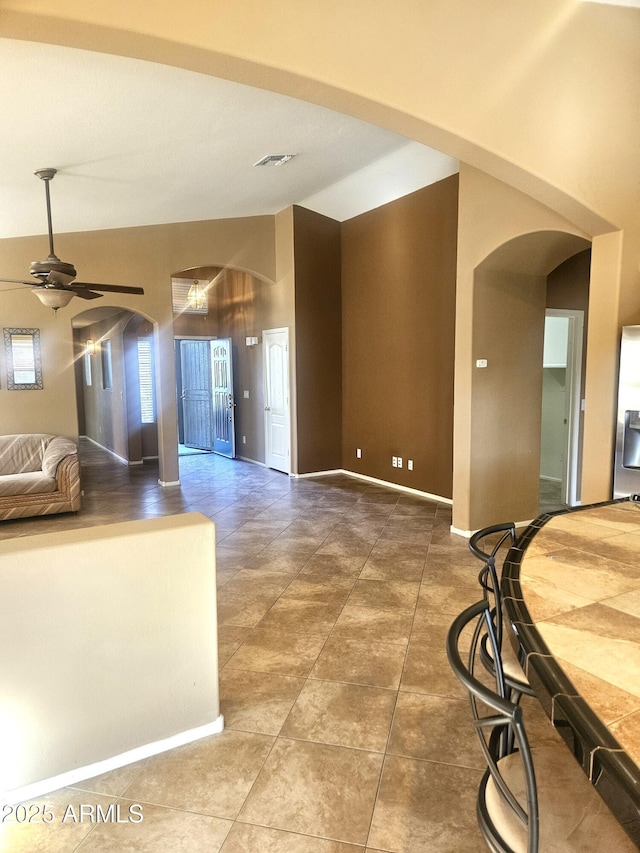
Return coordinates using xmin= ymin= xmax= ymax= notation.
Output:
xmin=71 ymin=282 xmax=145 ymax=295
xmin=0 ymin=277 xmax=38 ymax=286
xmin=46 ymin=270 xmax=76 ymax=287
xmin=72 ymin=289 xmax=103 ymax=300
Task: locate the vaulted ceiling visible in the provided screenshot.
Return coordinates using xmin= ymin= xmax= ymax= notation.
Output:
xmin=0 ymin=39 xmax=458 ymax=239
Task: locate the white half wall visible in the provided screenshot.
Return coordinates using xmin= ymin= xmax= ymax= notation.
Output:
xmin=0 ymin=513 xmax=220 ymax=799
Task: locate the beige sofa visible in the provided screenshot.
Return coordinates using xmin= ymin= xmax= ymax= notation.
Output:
xmin=0 ymin=433 xmax=81 ymax=520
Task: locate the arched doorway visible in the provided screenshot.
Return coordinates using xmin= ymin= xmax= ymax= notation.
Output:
xmin=72 ymin=308 xmax=159 ymax=467
xmin=464 ymin=230 xmax=592 ymax=530
xmin=171 ymin=265 xmax=287 ymax=470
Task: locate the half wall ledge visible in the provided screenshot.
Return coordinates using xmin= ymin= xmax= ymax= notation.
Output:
xmin=0 ymin=512 xmax=221 ymax=803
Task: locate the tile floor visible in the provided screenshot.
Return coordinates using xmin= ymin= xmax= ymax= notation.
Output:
xmin=0 ymin=441 xmax=558 ymax=852
xmin=538 ymin=477 xmax=566 ymax=514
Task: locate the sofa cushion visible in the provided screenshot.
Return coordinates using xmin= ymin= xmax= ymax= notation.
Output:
xmin=42 ymin=437 xmax=78 ymax=478
xmin=0 ymin=472 xmax=57 ymax=497
xmin=0 ymin=434 xmax=54 ymax=476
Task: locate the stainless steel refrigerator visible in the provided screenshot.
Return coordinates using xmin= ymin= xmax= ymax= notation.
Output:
xmin=614 ymin=325 xmax=640 ymax=498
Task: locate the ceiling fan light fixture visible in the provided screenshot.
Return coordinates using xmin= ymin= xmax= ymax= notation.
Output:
xmin=32 ymin=288 xmax=75 ymax=310
xmin=0 ymin=169 xmax=145 ymax=302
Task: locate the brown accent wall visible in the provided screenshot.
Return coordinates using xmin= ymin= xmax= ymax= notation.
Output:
xmin=173 ymin=310 xmax=218 ymax=339
xmin=293 ymin=206 xmax=342 ymax=474
xmin=546 ymin=250 xmax=591 ymax=316
xmin=214 ymin=268 xmax=282 ymax=465
xmin=341 ymin=176 xmax=458 ymax=498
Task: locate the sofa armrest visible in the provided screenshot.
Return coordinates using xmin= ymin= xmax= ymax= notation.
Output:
xmin=56 ymin=454 xmax=81 ymax=511
xmin=42 ymin=436 xmax=78 ymax=478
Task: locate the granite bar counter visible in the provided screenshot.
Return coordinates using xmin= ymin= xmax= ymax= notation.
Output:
xmin=503 ymin=497 xmax=640 ymax=846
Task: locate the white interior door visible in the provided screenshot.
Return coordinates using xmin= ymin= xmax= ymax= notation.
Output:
xmin=263 ymin=328 xmax=291 ymax=473
xmin=212 ymin=338 xmax=235 ymax=458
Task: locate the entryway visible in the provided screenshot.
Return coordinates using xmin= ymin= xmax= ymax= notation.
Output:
xmin=175 ymin=337 xmax=236 ymax=458
xmin=171 ymin=266 xmax=291 ymax=474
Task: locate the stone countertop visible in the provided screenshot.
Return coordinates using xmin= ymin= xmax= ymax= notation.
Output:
xmin=518 ymin=500 xmax=640 ymax=765
xmin=502 ymin=498 xmax=640 ymax=845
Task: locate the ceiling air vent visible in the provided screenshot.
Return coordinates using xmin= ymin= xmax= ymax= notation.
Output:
xmin=253 ymin=154 xmax=296 ymax=167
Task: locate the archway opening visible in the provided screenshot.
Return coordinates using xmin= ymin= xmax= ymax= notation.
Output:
xmin=172 ymin=265 xmax=278 ymax=470
xmin=72 ymin=307 xmax=159 ymax=468
xmin=467 ymin=231 xmax=591 ymax=529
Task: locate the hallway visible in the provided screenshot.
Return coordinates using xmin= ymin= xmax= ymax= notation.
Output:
xmin=0 ymin=441 xmax=559 ymax=852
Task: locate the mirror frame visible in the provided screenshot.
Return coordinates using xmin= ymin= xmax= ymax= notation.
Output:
xmin=4 ymin=327 xmax=43 ymax=390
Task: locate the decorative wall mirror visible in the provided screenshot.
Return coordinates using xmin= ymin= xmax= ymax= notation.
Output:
xmin=4 ymin=327 xmax=43 ymax=390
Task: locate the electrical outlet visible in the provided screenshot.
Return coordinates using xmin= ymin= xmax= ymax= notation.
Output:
xmin=356 ymin=448 xmax=362 ymax=459
xmin=392 ymin=456 xmax=398 ymax=468
xmin=243 ymin=390 xmax=250 ymax=398
xmin=408 ymin=459 xmax=413 ymax=471
xmin=242 ymin=435 xmax=246 ymax=445
xmin=397 ymin=457 xmax=403 ymax=468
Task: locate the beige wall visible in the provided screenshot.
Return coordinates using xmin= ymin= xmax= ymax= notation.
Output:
xmin=0 ymin=286 xmax=78 ymax=439
xmin=0 ymin=216 xmax=276 ymax=482
xmin=341 ymin=177 xmax=458 ymax=498
xmin=0 ymin=513 xmax=220 ymax=798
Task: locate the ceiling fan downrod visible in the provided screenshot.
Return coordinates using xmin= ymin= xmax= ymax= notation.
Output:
xmin=30 ymin=168 xmax=77 ymax=282
xmin=34 ymin=168 xmax=57 ymax=258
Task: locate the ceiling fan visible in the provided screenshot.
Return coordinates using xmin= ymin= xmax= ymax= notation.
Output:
xmin=0 ymin=169 xmax=144 ymax=311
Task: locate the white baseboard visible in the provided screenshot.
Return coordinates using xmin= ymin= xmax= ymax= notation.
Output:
xmin=237 ymin=455 xmax=266 ymax=467
xmin=158 ymin=479 xmax=181 ymax=487
xmin=82 ymin=436 xmax=129 ymax=466
xmin=296 ymin=468 xmax=452 ymax=505
xmin=293 ymin=469 xmax=343 ymax=479
xmin=450 ymin=518 xmax=537 ymax=539
xmin=3 ymin=715 xmax=225 ymax=806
